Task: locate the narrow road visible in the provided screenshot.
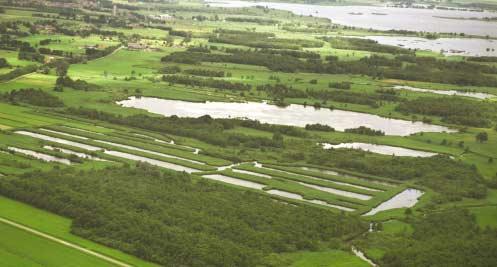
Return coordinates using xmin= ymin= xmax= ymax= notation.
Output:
xmin=0 ymin=217 xmax=133 ymax=267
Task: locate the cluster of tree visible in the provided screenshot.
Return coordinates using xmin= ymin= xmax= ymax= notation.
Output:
xmin=328 ymin=81 xmax=352 ymax=90
xmin=305 ymin=123 xmax=335 ymax=132
xmin=0 ymin=34 xmax=27 ymax=50
xmin=0 ymin=88 xmax=63 ymax=107
xmin=162 ymin=75 xmax=251 ymax=91
xmin=225 ymin=16 xmax=279 ymax=25
xmin=306 ymin=88 xmax=398 ymax=107
xmin=309 ymin=149 xmax=487 ymax=201
xmin=380 ymin=209 xmax=497 ymax=267
xmin=321 ymin=37 xmax=412 ymax=54
xmin=169 ymin=30 xmax=192 ymax=38
xmin=466 ymin=56 xmax=497 ymax=62
xmin=159 ymin=65 xmax=181 ymax=74
xmin=38 ymin=38 xmax=53 ymax=45
xmin=396 ymin=97 xmax=496 ymax=127
xmin=0 ymin=166 xmax=365 ymax=267
xmin=262 ymin=48 xmax=320 ymax=59
xmin=18 ymin=43 xmax=44 ymax=63
xmin=54 ymin=76 xmax=99 ymax=91
xmin=344 ymin=126 xmax=385 ymax=136
xmin=256 ymin=83 xmax=306 ymax=100
xmin=18 ymin=50 xmax=44 ymax=63
xmin=38 ymin=47 xmax=66 ymax=57
xmin=0 ymin=58 xmax=9 ymax=68
xmin=85 ymin=45 xmax=120 ymax=60
xmin=184 ymin=68 xmax=224 ymax=77
xmin=0 ymin=65 xmax=37 ymax=82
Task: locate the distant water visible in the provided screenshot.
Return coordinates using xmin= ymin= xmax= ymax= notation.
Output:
xmin=393 ymin=85 xmax=496 ymax=100
xmin=207 ymin=0 xmax=497 ymax=37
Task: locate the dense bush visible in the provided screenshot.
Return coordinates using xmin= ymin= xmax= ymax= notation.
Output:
xmin=381 ymin=209 xmax=497 ymax=267
xmin=0 ymin=166 xmax=365 ymax=267
xmin=396 ymin=97 xmax=496 ymax=127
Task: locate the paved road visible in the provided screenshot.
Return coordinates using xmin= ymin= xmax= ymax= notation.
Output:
xmin=0 ymin=217 xmax=133 ymax=267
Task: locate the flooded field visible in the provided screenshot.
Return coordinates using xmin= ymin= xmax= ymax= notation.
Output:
xmin=322 ymin=142 xmax=438 ymax=157
xmin=104 ymin=150 xmax=199 ymax=173
xmin=202 ymin=174 xmax=266 ymax=189
xmin=43 ymin=146 xmax=107 ymax=161
xmin=267 ymin=189 xmax=355 ymax=211
xmin=94 ymin=140 xmax=205 ymax=165
xmin=8 ymin=147 xmax=71 ymax=165
xmin=301 ymin=166 xmax=396 ymax=187
xmin=298 ymin=182 xmax=372 ymax=200
xmin=15 ymin=131 xmax=101 ymax=151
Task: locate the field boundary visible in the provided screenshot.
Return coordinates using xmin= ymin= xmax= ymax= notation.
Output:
xmin=0 ymin=216 xmax=133 ymax=267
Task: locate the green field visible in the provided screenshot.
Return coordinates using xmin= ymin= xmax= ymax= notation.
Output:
xmin=1 ymin=0 xmax=497 ymax=266
xmin=0 ymin=221 xmax=115 ymax=267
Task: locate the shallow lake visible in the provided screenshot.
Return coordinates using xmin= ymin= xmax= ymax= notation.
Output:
xmin=208 ymin=0 xmax=497 ymax=37
xmin=322 ymin=142 xmax=438 ymax=157
xmin=393 ymin=85 xmax=496 ymax=100
xmin=117 ymin=97 xmax=455 ymax=136
xmin=358 ymin=36 xmax=497 ymax=57
xmin=363 ymin=188 xmax=424 ymax=216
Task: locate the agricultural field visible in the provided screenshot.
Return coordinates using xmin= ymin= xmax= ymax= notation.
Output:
xmin=0 ymin=0 xmax=497 ymax=266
